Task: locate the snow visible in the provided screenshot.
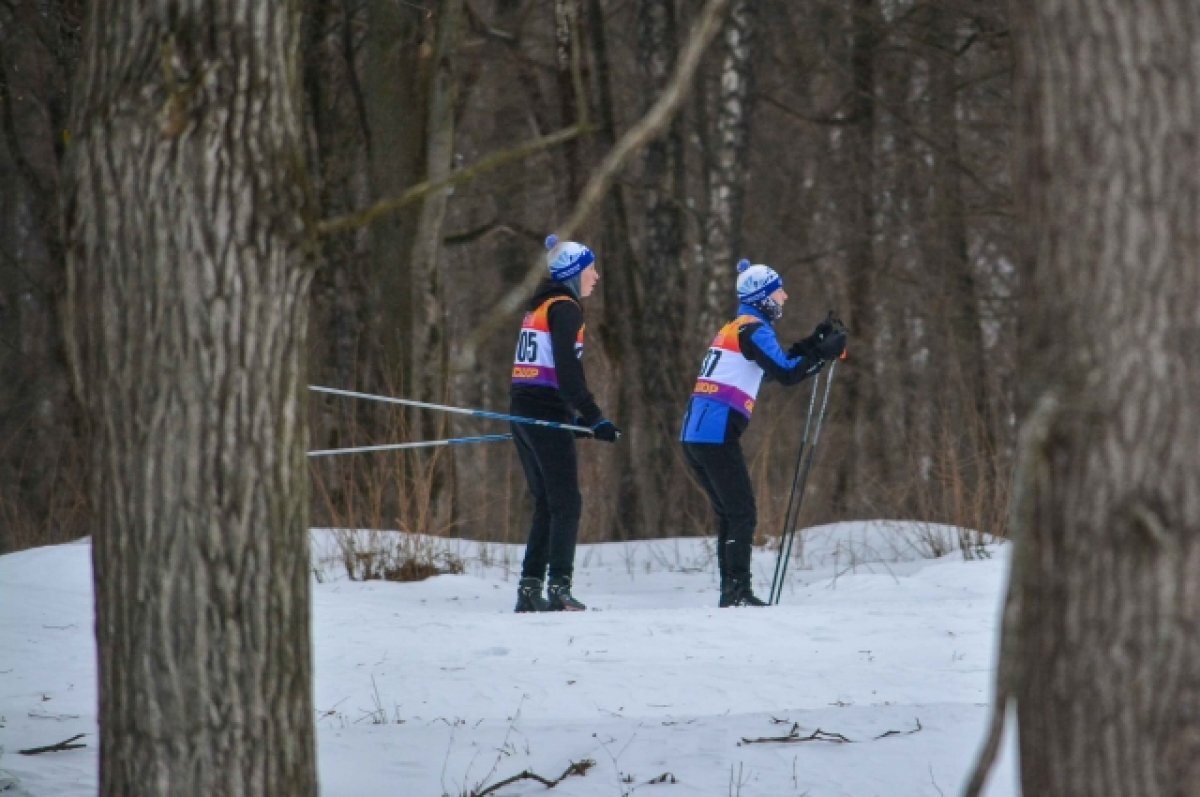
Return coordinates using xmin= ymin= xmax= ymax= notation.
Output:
xmin=0 ymin=522 xmax=1019 ymax=796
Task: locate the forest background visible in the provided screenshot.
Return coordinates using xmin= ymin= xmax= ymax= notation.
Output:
xmin=0 ymin=0 xmax=1014 ymax=554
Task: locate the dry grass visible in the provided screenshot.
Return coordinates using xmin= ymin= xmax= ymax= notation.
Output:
xmin=0 ymin=446 xmax=91 ymax=554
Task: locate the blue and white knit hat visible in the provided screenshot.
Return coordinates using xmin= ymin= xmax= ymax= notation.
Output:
xmin=546 ymin=234 xmax=595 ymax=282
xmin=735 ymin=259 xmax=783 ymax=304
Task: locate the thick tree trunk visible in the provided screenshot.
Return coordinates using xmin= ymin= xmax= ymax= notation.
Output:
xmin=65 ymin=2 xmax=317 ymax=794
xmin=1010 ymin=2 xmax=1200 ymax=794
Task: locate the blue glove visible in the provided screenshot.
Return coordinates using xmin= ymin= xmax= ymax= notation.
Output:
xmin=591 ymin=419 xmax=622 ymax=443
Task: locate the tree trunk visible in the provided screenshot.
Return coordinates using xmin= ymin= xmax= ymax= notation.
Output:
xmin=635 ymin=0 xmax=688 ymax=536
xmin=698 ymin=0 xmax=754 ymax=337
xmin=832 ymin=0 xmax=881 ymax=515
xmin=408 ymin=0 xmax=464 ymax=531
xmin=586 ymin=0 xmax=646 ymax=539
xmin=554 ymin=0 xmax=585 ymax=199
xmin=923 ymin=5 xmax=994 ymax=483
xmin=65 ymin=2 xmax=317 ymax=794
xmin=0 ymin=0 xmax=84 ymax=550
xmin=1010 ymin=2 xmax=1200 ymax=794
xmin=363 ymin=0 xmax=429 ymax=393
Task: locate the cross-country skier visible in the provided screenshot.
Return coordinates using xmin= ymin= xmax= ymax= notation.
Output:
xmin=680 ymin=259 xmax=846 ymax=607
xmin=510 ymin=235 xmax=622 ymax=613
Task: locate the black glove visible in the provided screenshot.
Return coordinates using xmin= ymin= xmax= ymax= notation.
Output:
xmin=789 ymin=316 xmax=839 ymax=360
xmin=788 ymin=336 xmax=819 ymax=360
xmin=792 ymin=312 xmax=847 ymax=360
xmin=812 ymin=329 xmax=847 ymax=360
xmin=590 ymin=419 xmax=622 ymax=443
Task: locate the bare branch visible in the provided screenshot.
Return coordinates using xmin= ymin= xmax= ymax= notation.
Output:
xmin=454 ymin=0 xmax=734 ymax=373
xmin=19 ymin=734 xmax=87 ymax=755
xmin=315 ymin=124 xmax=589 ymax=238
xmin=873 ymin=718 xmax=923 ymax=739
xmin=739 ymin=724 xmax=853 ymax=745
xmin=471 ymin=758 xmax=595 ymax=796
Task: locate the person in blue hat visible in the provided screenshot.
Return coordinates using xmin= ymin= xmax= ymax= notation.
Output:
xmin=680 ymin=259 xmax=846 ymax=606
xmin=510 ymin=235 xmax=622 ymax=613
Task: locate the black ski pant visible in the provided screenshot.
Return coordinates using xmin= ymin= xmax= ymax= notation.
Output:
xmin=682 ymin=439 xmax=756 ymax=581
xmin=512 ymin=422 xmax=581 ymax=582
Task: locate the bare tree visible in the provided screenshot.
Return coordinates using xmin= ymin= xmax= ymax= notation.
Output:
xmin=363 ymin=0 xmax=429 ymax=392
xmin=831 ymin=0 xmax=882 ymax=514
xmin=632 ymin=0 xmax=689 ymax=535
xmin=971 ymin=2 xmax=1200 ymax=795
xmin=698 ymin=0 xmax=754 ymax=336
xmin=0 ymin=0 xmax=84 ymax=550
xmin=11 ymin=0 xmax=1022 ymax=558
xmin=65 ymin=1 xmax=317 ymax=793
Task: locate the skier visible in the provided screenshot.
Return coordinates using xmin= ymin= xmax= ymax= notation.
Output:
xmin=510 ymin=235 xmax=622 ymax=613
xmin=680 ymin=259 xmax=846 ymax=607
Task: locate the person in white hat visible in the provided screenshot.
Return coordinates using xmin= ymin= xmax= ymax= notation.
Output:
xmin=510 ymin=235 xmax=622 ymax=613
xmin=680 ymin=258 xmax=846 ymax=607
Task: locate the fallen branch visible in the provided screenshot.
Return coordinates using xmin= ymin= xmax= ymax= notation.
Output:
xmin=740 ymin=725 xmax=852 ymax=746
xmin=471 ymin=758 xmax=595 ymax=796
xmin=741 ymin=716 xmax=924 ymax=746
xmin=18 ymin=734 xmax=86 ymax=755
xmin=874 ymin=718 xmax=922 ymax=739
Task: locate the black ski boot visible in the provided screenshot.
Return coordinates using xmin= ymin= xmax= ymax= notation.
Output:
xmin=547 ymin=576 xmax=586 ymax=612
xmin=719 ymin=577 xmax=768 ymax=608
xmin=515 ymin=577 xmax=549 ymax=613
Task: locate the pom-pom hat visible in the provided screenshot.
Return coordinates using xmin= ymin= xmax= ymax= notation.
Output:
xmin=735 ymin=258 xmax=783 ymax=304
xmin=545 ymin=234 xmax=595 ymax=282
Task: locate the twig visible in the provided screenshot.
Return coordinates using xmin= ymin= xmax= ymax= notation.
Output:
xmin=18 ymin=734 xmax=86 ymax=755
xmin=873 ymin=718 xmax=922 ymax=739
xmin=471 ymin=759 xmax=595 ymax=796
xmin=740 ymin=725 xmax=852 ymax=745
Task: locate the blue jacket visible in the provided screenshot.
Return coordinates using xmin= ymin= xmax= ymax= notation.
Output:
xmin=680 ymin=304 xmax=822 ymax=444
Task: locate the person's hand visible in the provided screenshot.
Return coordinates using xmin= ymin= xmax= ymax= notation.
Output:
xmin=591 ymin=419 xmax=622 ymax=443
xmin=812 ymin=329 xmax=847 ymax=360
xmin=792 ymin=312 xmax=847 ymax=360
xmin=788 ymin=336 xmax=817 ymax=359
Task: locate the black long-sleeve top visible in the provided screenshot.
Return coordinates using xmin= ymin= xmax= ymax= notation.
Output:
xmin=509 ymin=281 xmax=605 ymax=426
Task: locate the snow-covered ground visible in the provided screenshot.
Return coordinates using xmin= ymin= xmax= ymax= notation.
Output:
xmin=0 ymin=522 xmax=1018 ymax=796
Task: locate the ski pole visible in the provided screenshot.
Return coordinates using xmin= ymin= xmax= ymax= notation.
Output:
xmin=769 ymin=359 xmax=839 ymax=605
xmin=309 ymin=385 xmax=594 ymax=435
xmin=769 ymin=370 xmax=823 ymax=604
xmin=308 ymin=433 xmax=513 ymax=458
